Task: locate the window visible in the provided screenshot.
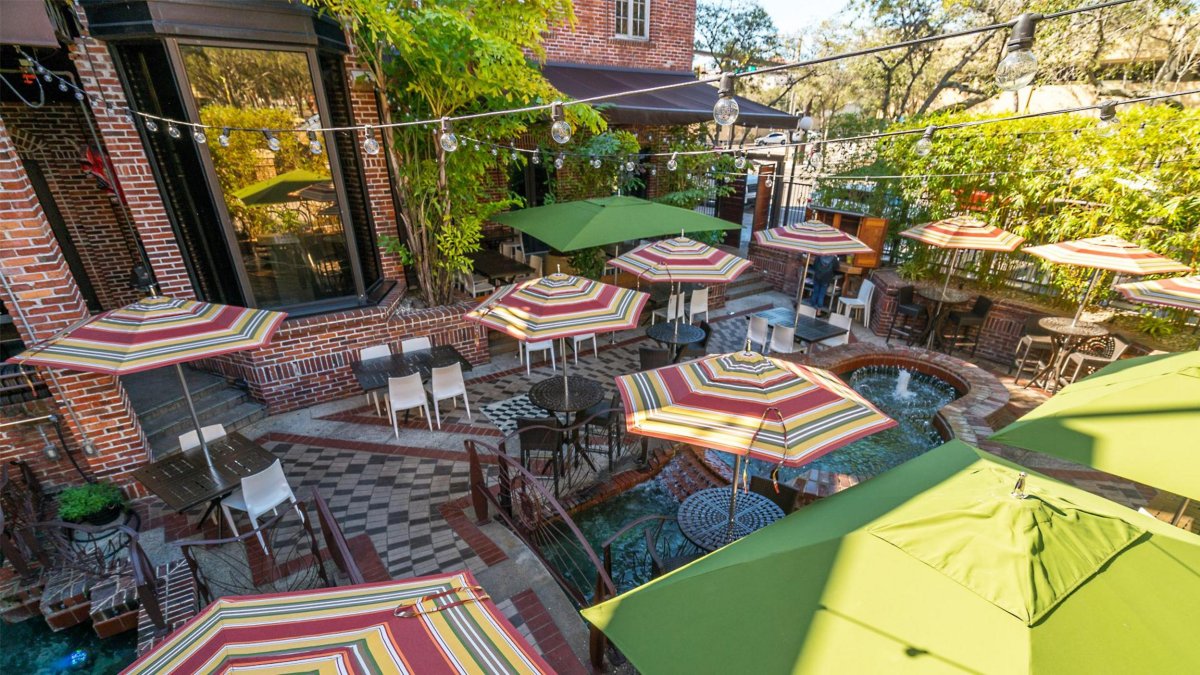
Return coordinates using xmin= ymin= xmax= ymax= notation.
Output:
xmin=615 ymin=0 xmax=648 ymax=39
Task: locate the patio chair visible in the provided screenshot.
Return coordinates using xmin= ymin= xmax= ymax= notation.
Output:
xmin=796 ymin=303 xmax=818 ymax=319
xmin=427 ymin=363 xmax=471 ymax=429
xmin=220 ymin=460 xmax=304 ymax=555
xmin=400 ymin=336 xmax=431 ymax=353
xmin=462 ymin=272 xmax=493 ymax=297
xmin=529 ymin=254 xmax=544 ymax=277
xmin=179 ymin=423 xmax=227 ymax=452
xmin=747 ymin=315 xmax=769 ymax=352
xmin=387 ymin=373 xmax=431 ymax=436
xmin=570 ymin=333 xmax=598 ymax=364
xmin=651 ymin=294 xmax=685 ymax=324
xmin=1012 ymin=316 xmax=1053 ymax=383
xmin=750 ymin=475 xmax=800 ymax=514
xmin=836 ymin=278 xmax=875 ymax=327
xmin=516 ymin=416 xmax=563 ymax=477
xmin=583 ymin=394 xmax=624 ymax=470
xmin=359 ymin=345 xmax=391 ymax=415
xmin=767 ymin=325 xmax=797 ymax=355
xmin=639 ymin=346 xmax=671 ymax=371
xmin=1063 ymin=336 xmax=1129 ymax=384
xmin=814 ymin=313 xmax=852 ymax=351
xmin=678 ymin=320 xmax=712 ymax=361
xmin=944 ymin=295 xmax=992 ymax=356
xmin=522 ymin=340 xmax=556 ymax=375
xmin=885 ymin=286 xmax=927 ymax=345
xmin=688 ymin=288 xmax=710 ymax=323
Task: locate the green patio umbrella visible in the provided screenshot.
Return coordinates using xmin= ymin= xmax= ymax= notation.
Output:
xmin=583 ymin=440 xmax=1200 ymax=674
xmin=232 ymin=169 xmax=331 ymax=206
xmin=991 ymin=350 xmax=1200 ymax=520
xmin=490 ymin=196 xmax=737 ymax=252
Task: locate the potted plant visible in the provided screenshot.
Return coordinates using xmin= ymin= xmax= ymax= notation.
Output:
xmin=57 ymin=481 xmax=128 ymax=528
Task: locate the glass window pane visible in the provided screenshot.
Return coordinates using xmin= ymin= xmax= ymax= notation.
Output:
xmin=616 ymin=0 xmax=628 ymax=35
xmin=181 ymin=45 xmax=356 ymax=309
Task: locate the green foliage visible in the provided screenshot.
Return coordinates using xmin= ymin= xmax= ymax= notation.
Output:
xmin=1138 ymin=313 xmax=1179 ymax=340
xmin=653 ymin=129 xmax=736 ymax=210
xmin=551 ymin=130 xmax=643 ymax=200
xmin=568 ymin=247 xmax=606 ymax=280
xmin=57 ymin=482 xmax=126 ymax=523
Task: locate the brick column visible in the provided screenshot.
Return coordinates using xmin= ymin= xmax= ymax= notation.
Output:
xmin=0 ymin=115 xmax=150 ymax=492
xmin=68 ymin=36 xmax=194 ymax=299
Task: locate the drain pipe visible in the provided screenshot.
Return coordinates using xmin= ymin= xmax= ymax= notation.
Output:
xmin=0 ymin=268 xmax=97 ymax=456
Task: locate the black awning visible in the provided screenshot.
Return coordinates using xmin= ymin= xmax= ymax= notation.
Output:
xmin=542 ymin=62 xmax=796 ymax=129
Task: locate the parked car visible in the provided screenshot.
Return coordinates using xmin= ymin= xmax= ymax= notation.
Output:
xmin=754 ymin=132 xmax=789 ymax=146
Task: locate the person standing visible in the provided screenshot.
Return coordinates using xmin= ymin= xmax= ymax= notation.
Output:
xmin=809 ymin=255 xmax=838 ymax=314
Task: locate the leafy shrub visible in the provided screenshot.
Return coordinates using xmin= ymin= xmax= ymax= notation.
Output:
xmin=57 ymin=482 xmax=127 ymax=523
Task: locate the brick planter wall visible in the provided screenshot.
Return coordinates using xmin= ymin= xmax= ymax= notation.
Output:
xmin=198 ymin=287 xmax=488 ymax=414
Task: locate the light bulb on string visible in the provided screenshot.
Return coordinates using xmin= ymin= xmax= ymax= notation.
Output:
xmin=218 ymin=127 xmax=231 ymax=147
xmin=362 ymin=126 xmax=381 ymax=155
xmin=549 ymin=101 xmax=572 ymax=144
xmin=713 ymin=73 xmax=739 ymax=127
xmin=43 ymin=72 xmax=53 ymax=82
xmin=667 ymin=152 xmax=678 ymax=171
xmin=308 ymin=130 xmax=323 ymax=154
xmin=996 ymin=13 xmax=1041 ymax=91
xmin=798 ymin=109 xmax=814 ymax=132
xmin=531 ymin=152 xmax=540 ymax=165
xmin=554 ymin=154 xmax=564 ymax=170
xmin=491 ymin=146 xmax=499 ymax=156
xmin=651 ymin=167 xmax=657 ymax=177
xmin=625 ymin=159 xmax=636 ymax=172
xmin=734 ymin=154 xmax=746 ymax=170
xmin=144 ymin=118 xmax=159 ymax=133
xmin=193 ymin=128 xmax=207 ymax=144
xmin=590 ymin=156 xmax=601 ymax=169
xmin=438 ymin=117 xmax=458 ymax=152
xmin=474 ymin=142 xmax=481 ymax=152
xmin=167 ymin=124 xmax=182 ymax=139
xmin=57 ymin=80 xmax=68 ymax=92
xmin=263 ymin=130 xmax=281 ymax=152
xmin=1097 ymin=101 xmax=1119 ymax=136
xmin=988 ymin=172 xmax=997 ymax=186
xmin=73 ymin=90 xmax=85 ymax=101
xmin=510 ymin=148 xmax=520 ymax=162
xmin=915 ymin=126 xmax=935 ymax=156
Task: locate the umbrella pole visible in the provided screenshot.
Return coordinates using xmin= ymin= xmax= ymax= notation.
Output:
xmin=561 ymin=337 xmax=569 ymax=400
xmin=793 ymin=254 xmax=813 ymax=326
xmin=1172 ymin=497 xmax=1191 ymax=526
xmin=726 ymin=453 xmax=743 ymax=544
xmin=1073 ymin=268 xmax=1102 ymax=327
xmin=175 ymin=363 xmax=212 ymax=466
xmin=940 ymin=249 xmax=959 ymax=298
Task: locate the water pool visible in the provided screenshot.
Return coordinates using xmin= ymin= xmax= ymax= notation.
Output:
xmin=0 ymin=619 xmax=136 ymax=674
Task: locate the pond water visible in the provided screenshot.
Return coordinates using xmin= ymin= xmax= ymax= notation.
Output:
xmin=0 ymin=618 xmax=136 ymax=674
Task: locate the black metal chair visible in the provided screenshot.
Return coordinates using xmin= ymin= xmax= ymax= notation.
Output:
xmin=677 ymin=320 xmax=712 ymax=361
xmin=885 ymin=286 xmax=927 ymax=345
xmin=516 ymin=416 xmax=563 ymax=477
xmin=1012 ymin=315 xmax=1053 ymax=383
xmin=944 ymin=295 xmax=992 ymax=355
xmin=749 ymin=475 xmax=801 ymax=515
xmin=582 ymin=395 xmax=624 ymax=470
xmin=638 ymin=346 xmax=671 ymax=371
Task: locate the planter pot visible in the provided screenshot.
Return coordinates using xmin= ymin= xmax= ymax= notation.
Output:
xmin=67 ymin=506 xmax=132 ymax=545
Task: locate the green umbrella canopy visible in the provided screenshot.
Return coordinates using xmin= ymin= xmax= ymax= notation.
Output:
xmin=490 ymin=196 xmax=737 ymax=252
xmin=583 ymin=440 xmax=1200 ymax=674
xmin=990 ymin=350 xmax=1200 ymax=501
xmin=232 ymin=169 xmax=331 ymax=206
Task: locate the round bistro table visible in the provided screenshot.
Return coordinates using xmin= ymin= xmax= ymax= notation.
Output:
xmin=915 ymin=286 xmax=972 ymax=351
xmin=529 ymin=375 xmax=607 ymax=471
xmin=1026 ymin=317 xmax=1109 ymax=392
xmin=677 ymin=487 xmax=785 ymax=552
xmin=646 ymin=321 xmax=705 ymax=362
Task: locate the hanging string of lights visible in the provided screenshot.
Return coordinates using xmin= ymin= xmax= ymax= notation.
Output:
xmin=15 ymin=0 xmax=1139 ymax=155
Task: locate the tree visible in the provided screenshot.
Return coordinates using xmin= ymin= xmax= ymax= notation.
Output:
xmin=695 ymin=1 xmax=782 ymax=75
xmin=304 ymin=0 xmax=602 ymax=305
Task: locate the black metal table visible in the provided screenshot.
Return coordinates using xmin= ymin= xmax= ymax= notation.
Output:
xmin=132 ymin=432 xmax=277 ymax=517
xmin=350 ymin=346 xmax=473 ymax=394
xmin=914 ymin=287 xmax=972 ymax=350
xmin=646 ymin=321 xmax=705 ymax=362
xmin=752 ymin=308 xmax=849 ymax=345
xmin=469 ymin=249 xmax=533 ymax=284
xmin=529 ymin=375 xmax=607 ymax=471
xmin=677 ymin=487 xmax=785 ymax=552
xmin=1025 ymin=317 xmax=1108 ymax=392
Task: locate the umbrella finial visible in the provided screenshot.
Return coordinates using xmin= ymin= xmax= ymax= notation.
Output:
xmin=1011 ymin=471 xmax=1028 ymax=499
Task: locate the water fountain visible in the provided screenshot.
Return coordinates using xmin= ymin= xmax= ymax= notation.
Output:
xmin=894 ymin=369 xmax=916 ymax=400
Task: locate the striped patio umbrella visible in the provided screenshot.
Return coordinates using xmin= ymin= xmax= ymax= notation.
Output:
xmin=753 ymin=220 xmax=873 ymax=324
xmin=122 ymin=572 xmax=553 ymax=674
xmin=466 ymin=273 xmax=648 ymax=395
xmin=608 ymin=236 xmax=752 ymax=284
xmin=1024 ymin=235 xmax=1191 ymax=325
xmin=7 ymin=295 xmax=286 ymax=459
xmin=1115 ymin=275 xmax=1200 ymax=312
xmin=616 ymin=350 xmax=895 ymax=541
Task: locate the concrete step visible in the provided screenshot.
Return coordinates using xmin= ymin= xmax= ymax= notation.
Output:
xmin=726 ymin=279 xmax=773 ymax=302
xmin=146 ymin=392 xmax=266 ymax=457
xmin=122 ymin=368 xmax=233 ymax=425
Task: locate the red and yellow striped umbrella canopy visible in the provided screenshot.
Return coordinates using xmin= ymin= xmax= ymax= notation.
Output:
xmin=752 ymin=220 xmax=874 ymax=256
xmin=616 ymin=351 xmax=896 ymax=466
xmin=1115 ymin=275 xmax=1200 ymax=312
xmin=900 ymin=216 xmax=1024 ymax=251
xmin=7 ymin=296 xmax=286 ymax=375
xmin=465 ymin=273 xmax=649 ymax=342
xmin=122 ymin=572 xmax=553 ymax=675
xmin=1023 ymin=235 xmax=1191 ymax=276
xmin=608 ymin=236 xmax=752 ymax=283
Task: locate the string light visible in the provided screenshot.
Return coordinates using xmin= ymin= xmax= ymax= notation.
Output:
xmin=590 ymin=155 xmax=601 ymax=169
xmin=667 ymin=152 xmax=678 ymax=171
xmin=308 ymin=130 xmax=323 ymax=154
xmin=263 ymin=130 xmax=281 ymax=152
xmin=915 ymin=126 xmax=935 ymax=156
xmin=734 ymin=154 xmax=746 ymax=170
xmin=531 ymin=152 xmax=540 ymax=165
xmin=549 ymin=101 xmax=572 ymax=144
xmin=1098 ymin=101 xmax=1119 ymax=136
xmin=510 ymin=148 xmax=520 ymax=161
xmin=713 ymin=73 xmax=739 ymax=127
xmin=438 ymin=117 xmax=458 ymax=152
xmin=362 ymin=126 xmax=380 ymax=155
xmin=996 ymin=13 xmax=1041 ymax=91
xmin=625 ymin=159 xmax=636 ymax=172
xmin=144 ymin=118 xmax=158 ymax=133
xmin=167 ymin=123 xmax=182 ymax=139
xmin=193 ymin=128 xmax=207 ymax=144
xmin=218 ymin=127 xmax=231 ymax=147
xmin=797 ymin=110 xmax=814 ymax=132
xmin=490 ymin=146 xmax=498 ymax=156
xmin=57 ymin=81 xmax=68 ymax=92
xmin=554 ymin=153 xmax=564 ymax=169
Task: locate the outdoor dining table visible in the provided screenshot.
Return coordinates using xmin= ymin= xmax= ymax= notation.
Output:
xmin=913 ymin=286 xmax=972 ymax=350
xmin=677 ymin=486 xmax=785 ymax=552
xmin=132 ymin=431 xmax=277 ymax=524
xmin=468 ymin=249 xmax=533 ymax=285
xmin=350 ymin=345 xmax=473 ymax=394
xmin=645 ymin=321 xmax=705 ymax=362
xmin=753 ymin=307 xmax=849 ymax=345
xmin=528 ymin=375 xmax=607 ymax=472
xmin=1025 ymin=316 xmax=1109 ymax=392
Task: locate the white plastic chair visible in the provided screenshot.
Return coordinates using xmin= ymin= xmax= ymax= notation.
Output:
xmin=463 ymin=273 xmax=493 ymax=297
xmin=387 ymin=373 xmax=431 ymax=436
xmin=359 ymin=345 xmax=391 ymax=415
xmin=747 ymin=316 xmax=769 ymax=352
xmin=815 ymin=313 xmax=852 ymax=350
xmin=523 ymin=340 xmax=556 ymax=374
xmin=528 ymin=255 xmax=544 ymax=277
xmin=837 ymin=279 xmax=875 ymax=327
xmin=797 ymin=304 xmax=818 ymax=319
xmin=400 ymin=336 xmax=431 ymax=353
xmin=688 ymin=288 xmax=710 ymax=323
xmin=652 ymin=294 xmax=685 ymax=324
xmin=514 ymin=249 xmax=527 ymax=264
xmin=571 ymin=333 xmax=598 ymax=363
xmin=220 ymin=460 xmax=302 ymax=554
xmin=768 ymin=325 xmax=797 ymax=355
xmin=179 ymin=423 xmax=227 ymax=452
xmin=427 ymin=363 xmax=470 ymax=429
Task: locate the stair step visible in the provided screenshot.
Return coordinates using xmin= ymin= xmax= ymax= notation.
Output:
xmin=148 ymin=400 xmax=267 ymax=457
xmin=124 ymin=370 xmax=234 ymax=424
xmin=146 ymin=395 xmax=265 ymax=457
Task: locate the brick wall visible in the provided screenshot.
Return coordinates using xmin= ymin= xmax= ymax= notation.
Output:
xmin=0 ymin=114 xmax=150 ymax=494
xmin=543 ymin=0 xmax=696 ymax=72
xmin=197 ymin=286 xmax=488 ymax=414
xmin=1 ymin=102 xmax=142 ymax=311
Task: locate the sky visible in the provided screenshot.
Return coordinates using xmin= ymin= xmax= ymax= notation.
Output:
xmin=756 ymin=0 xmax=852 ymax=34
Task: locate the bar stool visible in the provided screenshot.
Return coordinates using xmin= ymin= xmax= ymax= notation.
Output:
xmin=885 ymin=286 xmax=927 ymax=345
